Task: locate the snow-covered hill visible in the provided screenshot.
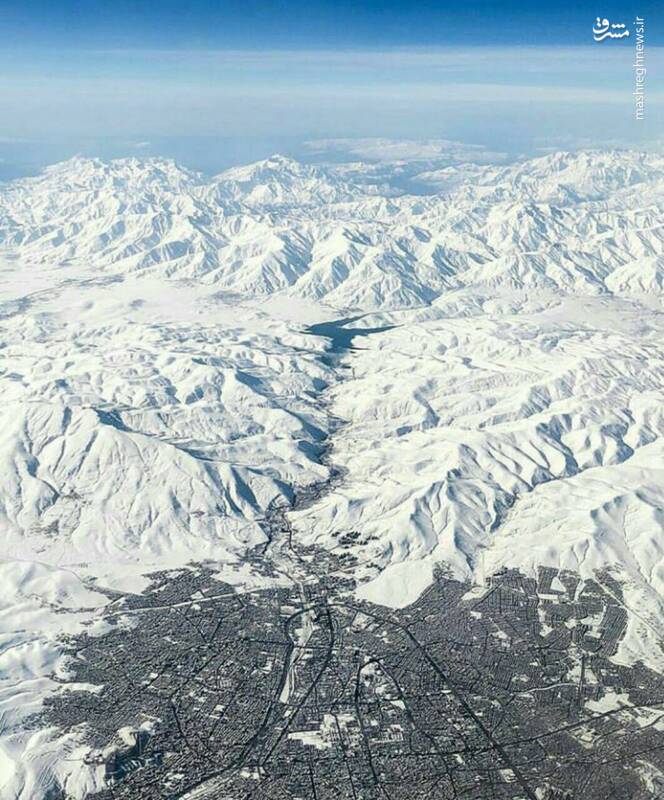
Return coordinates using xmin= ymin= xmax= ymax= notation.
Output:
xmin=291 ymin=296 xmax=664 ymax=667
xmin=2 ymin=150 xmax=662 ymax=308
xmin=1 ymin=148 xmax=663 ymax=798
xmin=0 ymin=289 xmax=333 ymax=563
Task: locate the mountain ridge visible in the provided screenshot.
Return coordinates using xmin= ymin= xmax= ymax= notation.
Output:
xmin=2 ymin=150 xmax=662 ymax=309
xmin=1 ymin=148 xmax=664 ymax=798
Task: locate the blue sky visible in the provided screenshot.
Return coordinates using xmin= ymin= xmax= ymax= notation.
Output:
xmin=0 ymin=1 xmax=662 ymax=177
xmin=5 ymin=0 xmax=661 ymax=48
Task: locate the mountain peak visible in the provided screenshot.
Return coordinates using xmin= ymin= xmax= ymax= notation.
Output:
xmin=1 ymin=149 xmax=662 ymax=302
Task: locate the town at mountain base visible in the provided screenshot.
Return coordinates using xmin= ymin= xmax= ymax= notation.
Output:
xmin=0 ymin=148 xmax=663 ymax=798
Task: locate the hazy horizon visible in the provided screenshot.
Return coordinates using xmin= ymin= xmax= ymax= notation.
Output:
xmin=2 ymin=0 xmax=662 ymax=179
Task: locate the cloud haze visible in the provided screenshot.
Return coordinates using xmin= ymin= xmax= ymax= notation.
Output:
xmin=1 ymin=45 xmax=661 ymax=176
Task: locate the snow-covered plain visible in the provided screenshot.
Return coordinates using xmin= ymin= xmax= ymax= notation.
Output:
xmin=1 ymin=147 xmax=663 ymax=797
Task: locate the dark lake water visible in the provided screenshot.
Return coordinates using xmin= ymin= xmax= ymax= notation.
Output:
xmin=304 ymin=315 xmax=396 ymax=358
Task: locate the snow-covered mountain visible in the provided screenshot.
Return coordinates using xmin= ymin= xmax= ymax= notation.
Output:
xmin=293 ymin=295 xmax=664 ymax=659
xmin=1 ymin=148 xmax=664 ymax=798
xmin=2 ymin=150 xmax=662 ymax=309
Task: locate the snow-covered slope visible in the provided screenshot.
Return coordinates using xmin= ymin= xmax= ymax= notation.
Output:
xmin=0 ymin=275 xmax=335 ymax=565
xmin=0 ymin=272 xmax=342 ymax=798
xmin=2 ymin=150 xmax=662 ymax=308
xmin=0 ymin=148 xmax=663 ymax=798
xmin=291 ymin=296 xmax=664 ymax=669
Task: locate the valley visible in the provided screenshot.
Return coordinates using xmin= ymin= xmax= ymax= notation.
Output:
xmin=0 ymin=148 xmax=663 ymax=797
